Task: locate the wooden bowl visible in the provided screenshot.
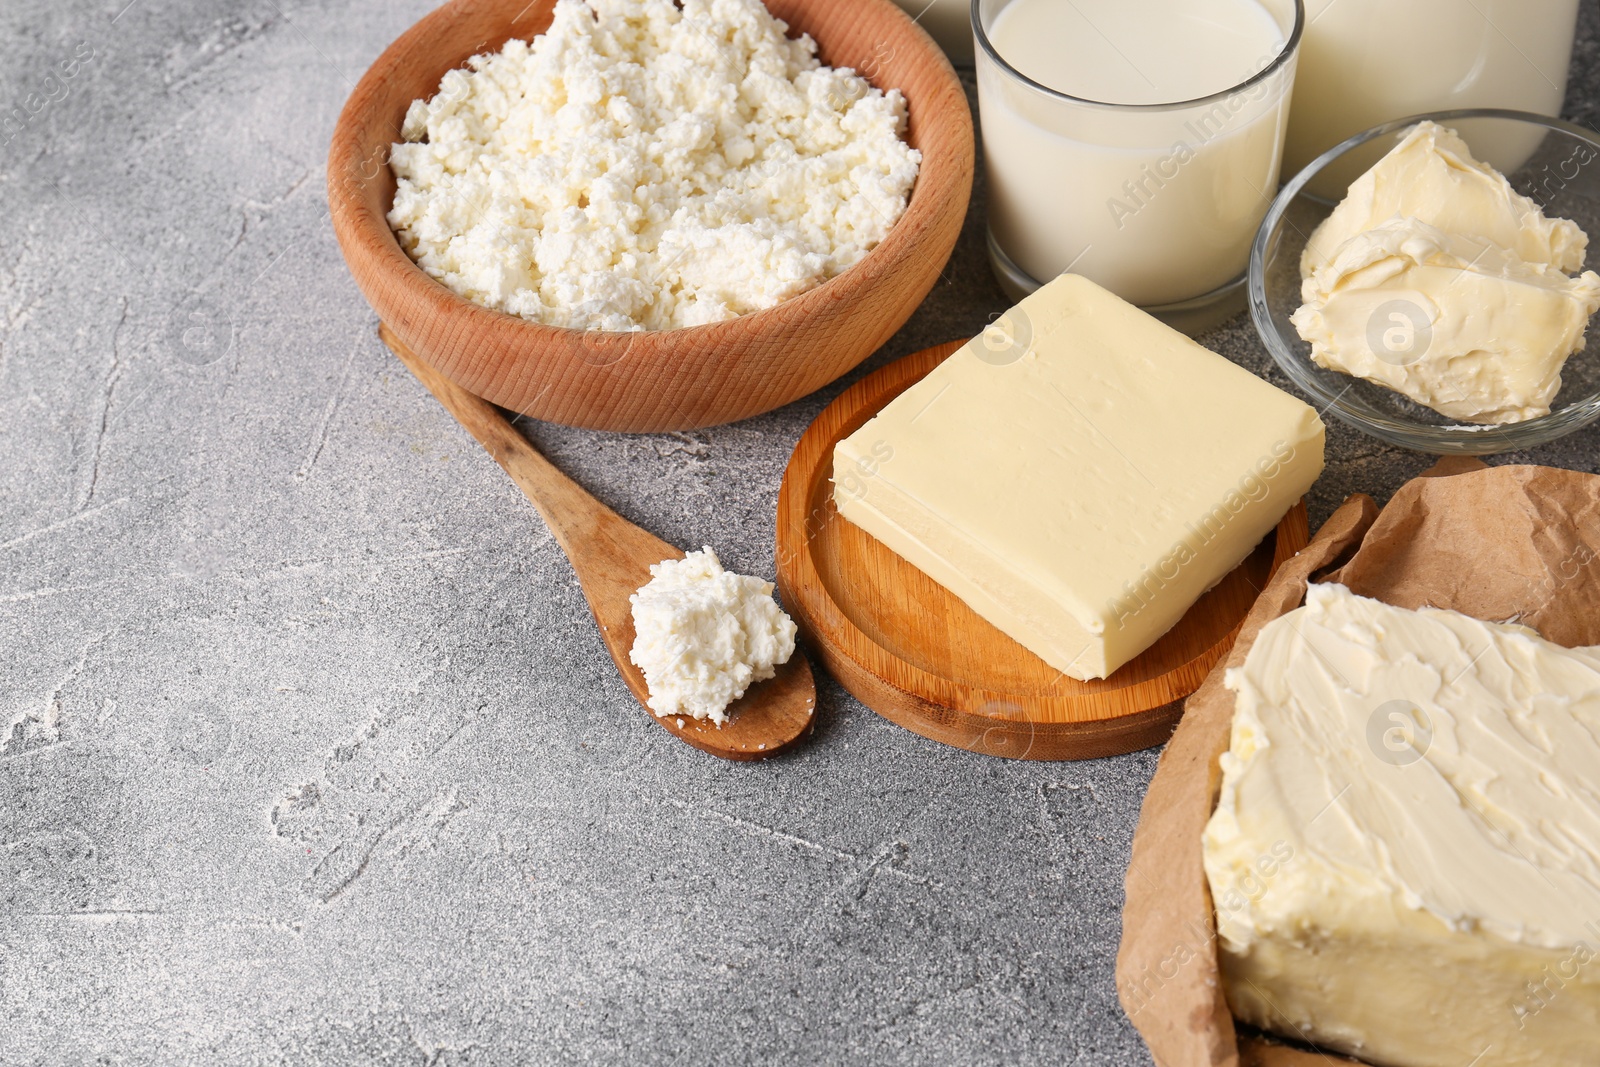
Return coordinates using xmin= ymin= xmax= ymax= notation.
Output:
xmin=327 ymin=0 xmax=974 ymax=432
xmin=776 ymin=342 xmax=1312 ymax=761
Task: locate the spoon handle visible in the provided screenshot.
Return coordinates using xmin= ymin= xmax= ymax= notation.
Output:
xmin=379 ymin=323 xmax=815 ymax=761
xmin=379 ymin=324 xmax=676 ymax=697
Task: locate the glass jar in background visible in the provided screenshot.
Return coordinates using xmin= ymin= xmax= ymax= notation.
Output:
xmin=1285 ymin=0 xmax=1581 ymax=198
xmin=974 ymin=0 xmax=1303 ymax=333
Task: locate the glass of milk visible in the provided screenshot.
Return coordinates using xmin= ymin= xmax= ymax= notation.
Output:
xmin=1284 ymin=0 xmax=1581 ymax=199
xmin=1286 ymin=1 xmax=1574 ymax=199
xmin=975 ymin=0 xmax=1303 ymax=330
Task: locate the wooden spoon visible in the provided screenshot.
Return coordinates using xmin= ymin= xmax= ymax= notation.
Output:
xmin=380 ymin=325 xmax=817 ymax=760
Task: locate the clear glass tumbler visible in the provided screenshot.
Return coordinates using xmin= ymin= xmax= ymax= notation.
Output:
xmin=974 ymin=0 xmax=1303 ymax=332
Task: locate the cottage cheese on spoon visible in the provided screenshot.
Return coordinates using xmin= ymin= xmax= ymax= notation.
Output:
xmin=629 ymin=548 xmax=797 ymax=725
xmin=387 ymin=0 xmax=921 ymax=332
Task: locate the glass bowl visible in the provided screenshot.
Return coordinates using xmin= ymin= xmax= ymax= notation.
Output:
xmin=1248 ymin=108 xmax=1600 ymax=455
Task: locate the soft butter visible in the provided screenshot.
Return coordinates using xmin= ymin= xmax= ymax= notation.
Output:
xmin=1300 ymin=121 xmax=1588 ymax=277
xmin=831 ymin=274 xmax=1325 ymax=681
xmin=1204 ymin=584 xmax=1600 ymax=1067
xmin=1292 ymin=217 xmax=1600 ymax=423
xmin=1293 ymin=121 xmax=1600 ymax=425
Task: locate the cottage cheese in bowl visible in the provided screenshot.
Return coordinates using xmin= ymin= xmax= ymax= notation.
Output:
xmin=387 ymin=0 xmax=922 ymax=332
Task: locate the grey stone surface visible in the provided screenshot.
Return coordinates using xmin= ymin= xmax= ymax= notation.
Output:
xmin=2 ymin=2 xmax=1598 ymax=1064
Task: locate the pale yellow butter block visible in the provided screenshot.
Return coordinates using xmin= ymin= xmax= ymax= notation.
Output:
xmin=831 ymin=274 xmax=1325 ymax=681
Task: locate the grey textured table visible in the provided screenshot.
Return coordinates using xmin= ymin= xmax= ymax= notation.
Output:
xmin=3 ymin=3 xmax=1598 ymax=1064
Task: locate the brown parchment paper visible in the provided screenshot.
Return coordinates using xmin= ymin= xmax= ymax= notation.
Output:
xmin=1115 ymin=460 xmax=1600 ymax=1067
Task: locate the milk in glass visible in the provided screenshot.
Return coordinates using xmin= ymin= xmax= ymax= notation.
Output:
xmin=1285 ymin=0 xmax=1580 ymax=197
xmin=977 ymin=0 xmax=1300 ymax=308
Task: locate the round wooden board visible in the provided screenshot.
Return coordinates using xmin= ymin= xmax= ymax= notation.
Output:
xmin=775 ymin=340 xmax=1311 ymax=761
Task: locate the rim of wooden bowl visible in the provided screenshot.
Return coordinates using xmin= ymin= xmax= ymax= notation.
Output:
xmin=327 ymin=0 xmax=974 ymax=432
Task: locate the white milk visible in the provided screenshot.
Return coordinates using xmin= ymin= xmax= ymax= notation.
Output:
xmin=977 ymin=0 xmax=1297 ymax=308
xmin=1286 ymin=0 xmax=1579 ymax=197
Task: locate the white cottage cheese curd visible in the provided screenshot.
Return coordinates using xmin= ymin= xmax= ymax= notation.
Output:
xmin=387 ymin=0 xmax=921 ymax=332
xmin=628 ymin=547 xmax=797 ymax=725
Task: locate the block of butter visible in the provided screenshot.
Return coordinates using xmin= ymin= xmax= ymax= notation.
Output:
xmin=831 ymin=274 xmax=1325 ymax=681
xmin=1204 ymin=584 xmax=1600 ymax=1067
